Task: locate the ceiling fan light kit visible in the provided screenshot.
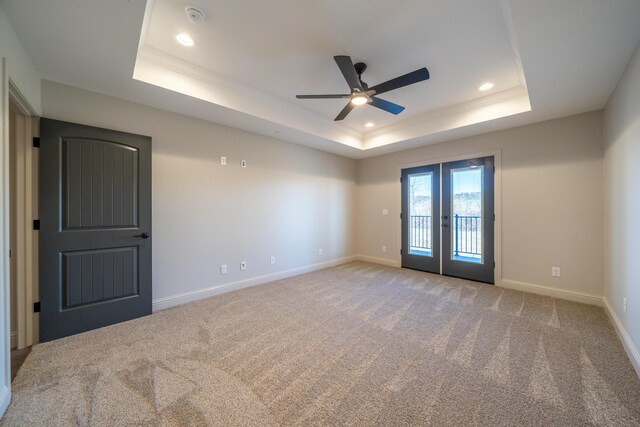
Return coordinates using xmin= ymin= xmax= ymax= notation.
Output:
xmin=351 ymin=94 xmax=369 ymax=105
xmin=296 ymin=55 xmax=430 ymax=121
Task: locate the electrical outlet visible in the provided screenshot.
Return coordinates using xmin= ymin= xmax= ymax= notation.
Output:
xmin=220 ymin=264 xmax=227 ymax=274
xmin=270 ymin=256 xmax=276 ymax=265
xmin=623 ymin=297 xmax=627 ymax=313
xmin=318 ymin=248 xmax=323 ymax=255
xmin=551 ymin=267 xmax=561 ymax=278
xmin=382 ymin=208 xmax=389 ymax=216
xmin=241 ymin=160 xmax=247 ymax=168
xmin=240 ymin=261 xmax=247 ymax=271
xmin=382 ymin=245 xmax=387 ymax=252
xmin=220 ymin=156 xmax=227 ymax=165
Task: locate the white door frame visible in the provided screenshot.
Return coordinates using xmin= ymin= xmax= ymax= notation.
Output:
xmin=1 ymin=56 xmax=12 ymax=417
xmin=9 ymin=91 xmax=38 ymax=350
xmin=1 ymin=57 xmax=40 ymax=417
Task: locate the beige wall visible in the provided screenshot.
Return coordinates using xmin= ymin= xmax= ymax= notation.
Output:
xmin=603 ymin=41 xmax=640 ymax=362
xmin=0 ymin=5 xmax=41 ymax=114
xmin=357 ymin=111 xmax=604 ymax=296
xmin=41 ymin=81 xmax=357 ymax=305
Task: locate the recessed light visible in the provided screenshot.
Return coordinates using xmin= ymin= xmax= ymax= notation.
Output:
xmin=365 ymin=122 xmax=374 ymax=128
xmin=176 ymin=33 xmax=194 ymax=46
xmin=478 ymin=82 xmax=494 ymax=91
xmin=351 ymin=95 xmax=368 ymax=106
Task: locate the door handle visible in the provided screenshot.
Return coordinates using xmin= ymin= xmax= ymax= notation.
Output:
xmin=442 ymin=224 xmax=448 ymax=228
xmin=134 ymin=232 xmax=150 ymax=239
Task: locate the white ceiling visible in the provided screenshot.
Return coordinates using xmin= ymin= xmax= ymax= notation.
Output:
xmin=144 ymin=0 xmax=523 ymax=130
xmin=2 ymin=0 xmax=640 ymax=158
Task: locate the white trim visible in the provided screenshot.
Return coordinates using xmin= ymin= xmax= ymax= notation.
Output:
xmin=0 ymin=385 xmax=9 ymax=419
xmin=355 ymin=254 xmax=400 ymax=268
xmin=1 ymin=57 xmax=13 ymax=418
xmin=8 ymin=81 xmax=38 ymax=117
xmin=498 ymin=279 xmax=603 ymax=306
xmin=152 ymin=255 xmax=357 ymax=312
xmin=603 ymin=298 xmax=640 ymax=377
xmin=7 ymin=100 xmax=37 ymax=350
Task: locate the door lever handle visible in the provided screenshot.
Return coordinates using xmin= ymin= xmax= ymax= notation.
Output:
xmin=442 ymin=224 xmax=448 ymax=228
xmin=134 ymin=232 xmax=150 ymax=239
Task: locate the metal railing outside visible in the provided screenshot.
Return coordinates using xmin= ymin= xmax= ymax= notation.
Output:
xmin=409 ymin=215 xmax=432 ymax=250
xmin=453 ymin=214 xmax=481 ymax=258
xmin=409 ymin=214 xmax=482 ymax=258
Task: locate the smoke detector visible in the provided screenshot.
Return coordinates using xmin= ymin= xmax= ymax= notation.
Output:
xmin=185 ymin=7 xmax=206 ymax=24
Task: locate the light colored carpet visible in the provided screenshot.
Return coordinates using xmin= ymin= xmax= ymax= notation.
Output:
xmin=3 ymin=261 xmax=640 ymax=426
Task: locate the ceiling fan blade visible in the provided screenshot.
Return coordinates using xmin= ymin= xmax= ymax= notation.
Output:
xmin=334 ymin=102 xmax=356 ymax=121
xmin=370 ymin=97 xmax=405 ymax=115
xmin=296 ymin=94 xmax=351 ymax=99
xmin=369 ymin=67 xmax=430 ymax=96
xmin=334 ymin=55 xmax=363 ymax=92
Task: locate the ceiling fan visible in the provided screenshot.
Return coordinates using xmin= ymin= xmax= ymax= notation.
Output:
xmin=296 ymin=56 xmax=430 ymax=121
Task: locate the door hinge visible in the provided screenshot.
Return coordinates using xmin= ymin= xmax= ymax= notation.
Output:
xmin=493 ymin=261 xmax=496 ymax=268
xmin=400 ymin=249 xmax=403 ymax=255
xmin=400 ymin=212 xmax=403 ymax=219
xmin=32 ymin=137 xmax=40 ymax=148
xmin=33 ymin=219 xmax=40 ymax=230
xmin=33 ymin=302 xmax=41 ymax=313
xmin=400 ymin=176 xmax=402 ymax=183
xmin=493 ymin=165 xmax=495 ymax=174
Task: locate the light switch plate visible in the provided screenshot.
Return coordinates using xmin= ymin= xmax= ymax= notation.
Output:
xmin=220 ymin=156 xmax=227 ymax=165
xmin=382 ymin=208 xmax=389 ymax=215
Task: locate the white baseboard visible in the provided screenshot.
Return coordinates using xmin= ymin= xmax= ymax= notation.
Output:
xmin=355 ymin=254 xmax=400 ymax=268
xmin=498 ymin=279 xmax=603 ymax=306
xmin=603 ymin=298 xmax=640 ymax=377
xmin=10 ymin=332 xmax=16 ymax=350
xmin=0 ymin=385 xmax=10 ymax=419
xmin=152 ymin=255 xmax=357 ymax=312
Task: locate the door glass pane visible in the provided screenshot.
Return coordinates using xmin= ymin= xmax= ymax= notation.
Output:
xmin=451 ymin=166 xmax=483 ymax=263
xmin=409 ymin=172 xmax=433 ymax=256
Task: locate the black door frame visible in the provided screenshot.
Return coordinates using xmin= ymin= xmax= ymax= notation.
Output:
xmin=401 ymin=164 xmax=440 ymax=274
xmin=441 ymin=156 xmax=495 ymax=284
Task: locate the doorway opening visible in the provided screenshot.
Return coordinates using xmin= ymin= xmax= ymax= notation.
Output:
xmin=401 ymin=156 xmax=495 ymax=284
xmin=8 ymin=98 xmax=38 ymax=380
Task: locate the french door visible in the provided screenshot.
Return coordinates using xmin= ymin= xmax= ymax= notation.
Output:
xmin=401 ymin=164 xmax=440 ymax=273
xmin=401 ymin=156 xmax=494 ymax=284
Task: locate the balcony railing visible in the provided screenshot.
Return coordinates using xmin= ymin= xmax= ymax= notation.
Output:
xmin=409 ymin=215 xmax=432 ymax=250
xmin=453 ymin=214 xmax=481 ymax=258
xmin=409 ymin=214 xmax=482 ymax=259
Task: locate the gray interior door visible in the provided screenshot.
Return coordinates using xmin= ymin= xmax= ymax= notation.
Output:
xmin=39 ymin=118 xmax=152 ymax=342
xmin=441 ymin=156 xmax=494 ymax=284
xmin=401 ymin=164 xmax=440 ymax=273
